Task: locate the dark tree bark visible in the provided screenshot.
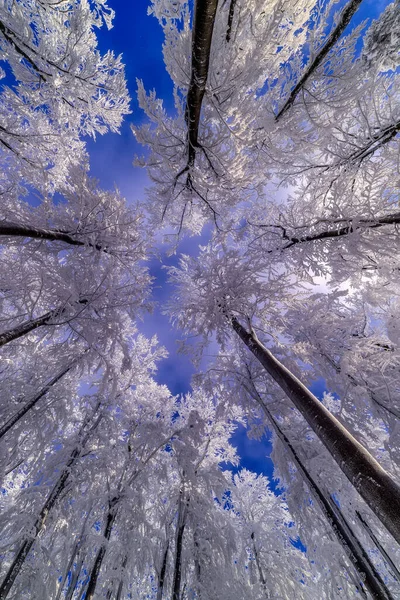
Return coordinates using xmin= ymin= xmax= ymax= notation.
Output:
xmin=0 ymin=408 xmax=100 ymax=600
xmin=177 ymin=0 xmax=218 ymax=181
xmin=0 ymin=20 xmax=47 ymax=82
xmin=0 ymin=308 xmax=61 ymax=348
xmin=356 ymin=511 xmax=400 ymax=583
xmin=0 ymin=299 xmax=88 ymax=348
xmin=157 ymin=542 xmax=170 ymax=600
xmin=0 ymin=222 xmax=106 ymax=252
xmin=172 ymin=490 xmax=189 ymax=600
xmin=339 ymin=121 xmax=400 ymax=166
xmin=232 ymin=317 xmax=400 ymax=544
xmin=260 ymin=211 xmax=400 ymax=254
xmin=242 ymin=378 xmax=394 ymax=600
xmin=275 ymin=0 xmax=364 ymax=120
xmin=114 ymin=555 xmax=128 ymax=600
xmin=250 ymin=532 xmax=267 ymax=588
xmin=84 ymin=499 xmax=119 ymax=600
xmin=226 ymin=0 xmax=237 ymax=42
xmin=55 ymin=505 xmax=94 ymax=600
xmin=0 ymin=358 xmax=80 ymax=439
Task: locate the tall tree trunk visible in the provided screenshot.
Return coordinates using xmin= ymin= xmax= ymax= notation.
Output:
xmin=181 ymin=0 xmax=218 ymax=175
xmin=172 ymin=491 xmax=189 ymax=600
xmin=84 ymin=500 xmax=119 ymax=600
xmin=356 ymin=511 xmax=400 ymax=583
xmin=0 ymin=407 xmax=100 ymax=600
xmin=275 ymin=0 xmax=364 ymax=120
xmin=232 ymin=317 xmax=400 ymax=544
xmin=65 ymin=553 xmax=86 ymax=600
xmin=157 ymin=542 xmax=170 ymax=600
xmin=250 ymin=531 xmax=268 ymax=594
xmin=54 ymin=504 xmax=94 ymax=600
xmin=0 ymin=357 xmax=80 ymax=439
xmin=225 ymin=0 xmax=237 ymax=42
xmin=0 ymin=222 xmax=106 ymax=252
xmin=193 ymin=529 xmax=202 ymax=599
xmin=82 ymin=433 xmax=180 ymax=599
xmin=114 ymin=555 xmax=128 ymax=600
xmin=242 ymin=377 xmax=395 ymax=600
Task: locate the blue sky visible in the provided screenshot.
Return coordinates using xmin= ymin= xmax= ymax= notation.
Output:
xmin=86 ymin=0 xmax=390 ymax=484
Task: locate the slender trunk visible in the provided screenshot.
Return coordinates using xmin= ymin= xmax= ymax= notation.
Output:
xmin=157 ymin=542 xmax=170 ymax=600
xmin=226 ymin=0 xmax=237 ymax=42
xmin=275 ymin=0 xmax=364 ymax=120
xmin=184 ymin=0 xmax=218 ymax=170
xmin=0 ymin=408 xmax=100 ymax=600
xmin=65 ymin=554 xmax=85 ymax=600
xmin=250 ymin=532 xmax=268 ymax=590
xmin=0 ymin=222 xmax=106 ymax=252
xmin=0 ymin=308 xmax=61 ymax=348
xmin=356 ymin=511 xmax=400 ymax=583
xmin=193 ymin=529 xmax=202 ymax=599
xmin=55 ymin=541 xmax=80 ymax=600
xmin=83 ymin=433 xmax=180 ymax=600
xmin=172 ymin=492 xmax=188 ymax=600
xmin=55 ymin=504 xmax=94 ymax=600
xmin=233 ymin=317 xmax=400 ymax=544
xmin=0 ymin=299 xmax=88 ymax=348
xmin=0 ymin=358 xmax=79 ymax=439
xmin=114 ymin=555 xmax=128 ymax=600
xmin=242 ymin=378 xmax=395 ymax=600
xmin=172 ymin=523 xmax=186 ymax=600
xmin=84 ymin=502 xmax=118 ymax=600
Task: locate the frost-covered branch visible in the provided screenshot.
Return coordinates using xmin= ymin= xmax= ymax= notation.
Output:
xmin=275 ymin=0 xmax=364 ymax=120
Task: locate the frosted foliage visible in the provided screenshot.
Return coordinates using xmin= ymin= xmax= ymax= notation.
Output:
xmin=2 ymin=0 xmax=400 ymax=599
xmin=0 ymin=0 xmax=130 ymax=192
xmin=363 ymin=0 xmax=400 ymax=70
xmin=134 ymin=0 xmax=327 ymax=235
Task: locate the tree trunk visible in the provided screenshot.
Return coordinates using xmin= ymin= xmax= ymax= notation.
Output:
xmin=226 ymin=0 xmax=237 ymax=42
xmin=0 ymin=222 xmax=106 ymax=251
xmin=84 ymin=501 xmax=119 ymax=600
xmin=0 ymin=299 xmax=88 ymax=348
xmin=275 ymin=0 xmax=363 ymax=120
xmin=242 ymin=377 xmax=395 ymax=600
xmin=356 ymin=511 xmax=400 ymax=583
xmin=193 ymin=529 xmax=202 ymax=599
xmin=0 ymin=358 xmax=80 ymax=439
xmin=55 ymin=503 xmax=95 ymax=600
xmin=0 ymin=308 xmax=61 ymax=348
xmin=55 ymin=540 xmax=80 ymax=600
xmin=65 ymin=554 xmax=85 ymax=600
xmin=172 ymin=491 xmax=188 ymax=600
xmin=157 ymin=542 xmax=170 ymax=600
xmin=232 ymin=317 xmax=400 ymax=544
xmin=184 ymin=0 xmax=218 ymax=170
xmin=0 ymin=407 xmax=101 ymax=600
xmin=250 ymin=532 xmax=268 ymax=591
xmin=113 ymin=555 xmax=128 ymax=600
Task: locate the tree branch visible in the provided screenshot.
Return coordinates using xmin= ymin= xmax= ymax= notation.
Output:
xmin=275 ymin=0 xmax=364 ymax=121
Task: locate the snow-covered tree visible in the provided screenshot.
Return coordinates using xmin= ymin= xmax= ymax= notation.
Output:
xmin=0 ymin=0 xmax=129 ymax=193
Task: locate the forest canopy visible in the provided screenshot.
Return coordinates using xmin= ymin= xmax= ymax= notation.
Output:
xmin=0 ymin=0 xmax=400 ymax=598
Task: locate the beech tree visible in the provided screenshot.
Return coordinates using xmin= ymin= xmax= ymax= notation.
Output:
xmin=2 ymin=0 xmax=400 ymax=597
